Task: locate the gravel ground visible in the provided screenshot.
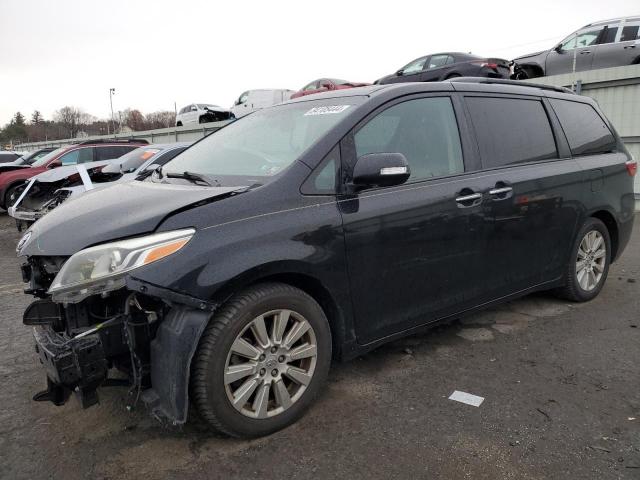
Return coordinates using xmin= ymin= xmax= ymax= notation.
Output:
xmin=0 ymin=211 xmax=638 ymax=480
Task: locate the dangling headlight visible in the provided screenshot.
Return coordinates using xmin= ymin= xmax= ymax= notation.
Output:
xmin=48 ymin=228 xmax=195 ymax=303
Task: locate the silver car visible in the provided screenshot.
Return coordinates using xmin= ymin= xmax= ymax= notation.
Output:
xmin=9 ymin=143 xmax=190 ymax=230
xmin=512 ymin=16 xmax=640 ymax=79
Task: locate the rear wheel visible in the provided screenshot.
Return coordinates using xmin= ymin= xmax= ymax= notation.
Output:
xmin=191 ymin=283 xmax=331 ymax=438
xmin=557 ymin=218 xmax=611 ymax=302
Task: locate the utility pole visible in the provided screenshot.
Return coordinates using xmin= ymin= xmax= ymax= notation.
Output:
xmin=109 ymin=88 xmax=116 ymax=135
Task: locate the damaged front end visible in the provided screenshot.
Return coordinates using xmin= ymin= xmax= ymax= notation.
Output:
xmin=11 ymin=183 xmax=73 ymax=230
xmin=20 ymin=228 xmax=215 ymax=424
xmin=9 ymin=163 xmax=116 ymax=231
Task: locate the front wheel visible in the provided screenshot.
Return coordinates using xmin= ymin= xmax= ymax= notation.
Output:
xmin=191 ymin=283 xmax=332 ymax=438
xmin=5 ymin=183 xmax=24 ymax=209
xmin=557 ymin=218 xmax=611 ymax=302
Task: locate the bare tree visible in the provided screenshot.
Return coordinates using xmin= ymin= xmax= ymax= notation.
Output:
xmin=125 ymin=109 xmax=146 ymax=131
xmin=54 ymin=106 xmax=82 ymax=138
xmin=31 ymin=110 xmax=43 ymax=124
xmin=145 ymin=111 xmax=176 ymax=129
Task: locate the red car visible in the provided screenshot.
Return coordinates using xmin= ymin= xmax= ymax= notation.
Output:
xmin=290 ymin=78 xmax=370 ymax=99
xmin=0 ymin=139 xmax=147 ymax=210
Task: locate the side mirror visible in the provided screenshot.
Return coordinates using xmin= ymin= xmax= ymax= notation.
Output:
xmin=554 ymin=44 xmax=563 ymax=53
xmin=144 ymin=163 xmax=161 ymax=172
xmin=352 ymin=153 xmax=410 ymax=189
xmin=396 ymin=69 xmax=404 ymax=76
xmin=47 ymin=161 xmax=61 ymax=169
xmin=320 ymin=82 xmax=332 ymax=90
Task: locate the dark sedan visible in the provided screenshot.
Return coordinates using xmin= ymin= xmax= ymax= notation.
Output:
xmin=376 ymin=52 xmax=510 ymax=84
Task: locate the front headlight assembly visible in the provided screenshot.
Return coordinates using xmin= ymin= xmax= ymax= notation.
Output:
xmin=48 ymin=228 xmax=195 ymax=303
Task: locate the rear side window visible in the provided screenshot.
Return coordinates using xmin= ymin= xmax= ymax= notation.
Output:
xmin=466 ymin=97 xmax=557 ymax=168
xmin=96 ymin=145 xmax=135 ymax=161
xmin=354 ymin=97 xmax=464 ymax=181
xmin=0 ymin=153 xmax=18 ymax=161
xmin=549 ymin=99 xmax=616 ymax=156
xmin=428 ymin=55 xmax=452 ymax=69
xmin=621 ymin=25 xmax=639 ymax=42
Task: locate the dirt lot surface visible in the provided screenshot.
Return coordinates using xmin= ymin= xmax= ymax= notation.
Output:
xmin=1 ymin=211 xmax=639 ymax=479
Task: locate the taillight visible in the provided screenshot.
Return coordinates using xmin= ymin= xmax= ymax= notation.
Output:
xmin=626 ymin=161 xmax=637 ymax=177
xmin=472 ymin=61 xmax=498 ymax=69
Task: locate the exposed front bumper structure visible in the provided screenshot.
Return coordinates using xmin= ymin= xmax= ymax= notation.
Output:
xmin=23 ymin=266 xmax=217 ymax=425
xmin=32 ymin=325 xmax=108 ymax=408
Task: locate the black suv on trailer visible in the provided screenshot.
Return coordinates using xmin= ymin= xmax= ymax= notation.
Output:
xmin=18 ymin=79 xmax=636 ymax=438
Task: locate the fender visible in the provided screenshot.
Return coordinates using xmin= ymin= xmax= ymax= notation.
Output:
xmin=141 ymin=306 xmax=212 ymax=424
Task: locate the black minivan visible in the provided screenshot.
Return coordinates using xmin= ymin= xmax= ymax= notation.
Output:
xmin=18 ymin=78 xmax=636 ymax=438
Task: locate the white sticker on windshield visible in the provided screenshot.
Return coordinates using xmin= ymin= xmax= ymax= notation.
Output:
xmin=304 ymin=105 xmax=350 ymax=116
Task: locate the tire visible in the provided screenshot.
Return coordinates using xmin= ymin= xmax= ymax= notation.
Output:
xmin=191 ymin=282 xmax=332 ymax=438
xmin=4 ymin=183 xmax=24 ymax=209
xmin=512 ymin=67 xmax=529 ymax=80
xmin=556 ymin=218 xmax=611 ymax=302
xmin=176 ymin=121 xmax=183 ymax=127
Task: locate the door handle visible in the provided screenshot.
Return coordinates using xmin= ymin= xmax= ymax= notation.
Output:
xmin=579 ymin=50 xmax=591 ymax=54
xmin=489 ymin=185 xmax=513 ymax=201
xmin=489 ymin=186 xmax=513 ymax=195
xmin=455 ymin=192 xmax=482 ymax=208
xmin=624 ymin=45 xmax=636 ymax=49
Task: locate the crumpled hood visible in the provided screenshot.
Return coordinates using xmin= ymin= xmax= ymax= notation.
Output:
xmin=31 ymin=160 xmax=111 ymax=183
xmin=513 ymin=50 xmax=547 ymax=61
xmin=18 ymin=181 xmax=244 ymax=256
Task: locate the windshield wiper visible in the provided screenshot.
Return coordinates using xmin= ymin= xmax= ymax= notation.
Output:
xmin=166 ymin=171 xmax=220 ymax=186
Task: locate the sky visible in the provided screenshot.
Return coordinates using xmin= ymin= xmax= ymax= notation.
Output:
xmin=0 ymin=0 xmax=638 ymax=126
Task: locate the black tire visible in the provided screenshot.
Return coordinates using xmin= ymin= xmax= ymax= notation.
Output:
xmin=556 ymin=218 xmax=611 ymax=302
xmin=4 ymin=183 xmax=24 ymax=209
xmin=176 ymin=121 xmax=183 ymax=127
xmin=512 ymin=67 xmax=529 ymax=80
xmin=191 ymin=282 xmax=332 ymax=438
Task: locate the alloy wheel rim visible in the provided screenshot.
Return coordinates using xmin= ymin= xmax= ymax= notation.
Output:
xmin=224 ymin=309 xmax=318 ymax=419
xmin=576 ymin=230 xmax=606 ymax=292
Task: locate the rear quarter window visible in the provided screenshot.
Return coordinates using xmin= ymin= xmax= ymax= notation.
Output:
xmin=549 ymin=99 xmax=616 ymax=156
xmin=465 ymin=96 xmax=558 ymax=168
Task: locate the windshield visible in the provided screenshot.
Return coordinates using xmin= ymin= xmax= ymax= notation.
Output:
xmin=198 ymin=104 xmax=221 ymax=110
xmin=102 ymin=147 xmax=161 ymax=174
xmin=21 ymin=149 xmax=53 ymax=165
xmin=31 ymin=146 xmax=68 ymax=167
xmin=161 ymin=98 xmax=361 ymax=185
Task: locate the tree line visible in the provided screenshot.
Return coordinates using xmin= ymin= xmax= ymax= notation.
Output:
xmin=0 ymin=107 xmax=176 ymax=147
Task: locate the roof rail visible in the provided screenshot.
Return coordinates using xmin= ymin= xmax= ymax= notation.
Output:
xmin=447 ymin=77 xmax=574 ymax=94
xmin=75 ymin=138 xmax=149 ymax=146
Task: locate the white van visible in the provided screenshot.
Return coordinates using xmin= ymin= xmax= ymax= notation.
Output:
xmin=230 ymin=89 xmax=294 ymax=118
